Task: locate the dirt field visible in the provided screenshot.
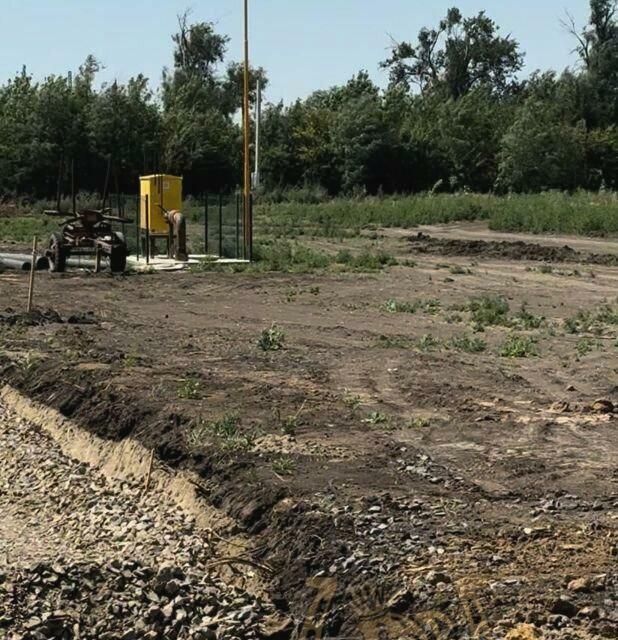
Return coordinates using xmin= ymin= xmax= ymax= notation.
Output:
xmin=1 ymin=224 xmax=616 ymax=639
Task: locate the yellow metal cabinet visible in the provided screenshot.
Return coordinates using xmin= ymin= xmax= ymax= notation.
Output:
xmin=139 ymin=174 xmax=183 ymax=234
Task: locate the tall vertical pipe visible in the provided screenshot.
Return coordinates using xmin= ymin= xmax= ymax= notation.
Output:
xmin=243 ymin=0 xmax=251 ymax=260
xmin=254 ymin=80 xmax=261 ymax=190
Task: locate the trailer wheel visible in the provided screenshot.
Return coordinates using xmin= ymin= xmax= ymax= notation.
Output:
xmin=48 ymin=233 xmax=67 ymax=273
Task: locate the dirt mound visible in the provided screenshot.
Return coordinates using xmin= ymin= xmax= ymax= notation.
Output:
xmin=409 ymin=232 xmax=618 ymax=265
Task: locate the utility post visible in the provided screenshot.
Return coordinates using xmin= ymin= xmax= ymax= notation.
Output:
xmin=243 ymin=0 xmax=252 ymax=260
xmin=254 ymin=80 xmax=261 ymax=190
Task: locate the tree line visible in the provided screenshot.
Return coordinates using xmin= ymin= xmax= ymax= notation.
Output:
xmin=1 ymin=2 xmax=617 ymax=201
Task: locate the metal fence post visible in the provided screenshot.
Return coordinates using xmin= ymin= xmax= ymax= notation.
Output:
xmin=204 ymin=194 xmax=209 ymax=255
xmin=145 ymin=194 xmax=150 ymax=265
xmin=218 ymin=193 xmax=223 ymax=258
xmin=135 ymin=195 xmax=140 ymax=261
xmin=249 ymin=192 xmax=253 ymax=261
xmin=236 ymin=193 xmax=240 ymax=259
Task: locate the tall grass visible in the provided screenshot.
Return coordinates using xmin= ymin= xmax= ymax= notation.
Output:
xmin=2 ymin=191 xmax=618 ymax=245
xmin=0 ymin=216 xmax=55 ymax=242
xmin=257 ymin=193 xmax=492 ymax=238
xmin=256 ymin=191 xmax=618 ymax=238
xmin=488 ymin=191 xmax=618 ymax=236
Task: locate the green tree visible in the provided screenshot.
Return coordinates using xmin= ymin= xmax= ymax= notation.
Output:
xmin=382 ymin=7 xmax=523 ymax=99
xmin=568 ymin=0 xmax=618 ymax=126
xmin=497 ymin=99 xmax=587 ymax=192
xmin=162 ymin=13 xmax=267 ymax=192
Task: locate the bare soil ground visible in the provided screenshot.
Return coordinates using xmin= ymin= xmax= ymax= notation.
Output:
xmin=0 ymin=223 xmax=616 ymax=639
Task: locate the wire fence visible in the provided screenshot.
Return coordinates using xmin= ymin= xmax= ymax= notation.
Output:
xmin=106 ymin=193 xmax=249 ymax=260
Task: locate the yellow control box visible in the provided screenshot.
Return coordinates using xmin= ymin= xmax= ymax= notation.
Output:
xmin=139 ymin=174 xmax=183 ymax=234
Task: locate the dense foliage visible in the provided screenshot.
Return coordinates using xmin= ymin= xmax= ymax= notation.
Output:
xmin=1 ymin=2 xmax=617 ymax=199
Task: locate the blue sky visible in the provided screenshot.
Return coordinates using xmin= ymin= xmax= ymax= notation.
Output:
xmin=3 ymin=1 xmax=590 ymax=103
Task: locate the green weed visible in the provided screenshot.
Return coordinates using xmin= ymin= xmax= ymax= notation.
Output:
xmin=564 ymin=305 xmax=618 ymax=335
xmin=500 ymin=335 xmax=538 ymax=358
xmin=513 ymin=305 xmax=545 ymax=330
xmin=187 ymin=413 xmax=254 ymax=452
xmin=575 ymin=338 xmax=596 ymax=358
xmin=272 ymin=456 xmax=296 ymax=476
xmin=363 ymin=411 xmax=389 ymax=426
xmin=258 ymin=324 xmax=286 ymax=351
xmin=418 ymin=334 xmax=441 ymax=351
xmin=449 ymin=335 xmax=487 ymax=353
xmin=178 ymin=377 xmax=201 ymax=400
xmin=466 ymin=296 xmax=510 ymax=328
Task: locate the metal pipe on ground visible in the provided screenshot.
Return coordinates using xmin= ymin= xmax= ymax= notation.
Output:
xmin=0 ymin=254 xmax=49 ymax=271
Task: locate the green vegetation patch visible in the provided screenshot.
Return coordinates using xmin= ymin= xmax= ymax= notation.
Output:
xmin=500 ymin=335 xmax=539 ymax=358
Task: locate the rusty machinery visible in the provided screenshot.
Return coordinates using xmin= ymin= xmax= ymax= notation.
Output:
xmin=44 ymin=207 xmax=130 ymax=273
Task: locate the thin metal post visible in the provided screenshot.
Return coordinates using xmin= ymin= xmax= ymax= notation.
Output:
xmin=145 ymin=194 xmax=150 ymax=265
xmin=218 ymin=193 xmax=223 ymax=258
xmin=254 ymin=80 xmax=261 ymax=189
xmin=236 ymin=193 xmax=240 ymax=259
xmin=26 ymin=236 xmax=38 ymax=313
xmin=243 ymin=0 xmax=251 ymax=260
xmin=135 ymin=195 xmax=140 ymax=261
xmin=71 ymin=158 xmax=76 ymax=215
xmin=204 ymin=194 xmax=209 ymax=255
xmin=249 ymin=192 xmax=253 ymax=261
xmin=102 ymin=155 xmax=112 ymax=211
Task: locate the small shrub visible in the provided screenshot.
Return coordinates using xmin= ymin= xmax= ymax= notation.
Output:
xmin=467 ymin=296 xmax=510 ymax=328
xmin=450 ymin=335 xmax=487 ymax=353
xmin=500 ymin=335 xmax=538 ymax=358
xmin=418 ymin=334 xmax=441 ymax=351
xmin=564 ymin=305 xmax=617 ymax=335
xmin=363 ymin=411 xmax=389 ymax=426
xmin=258 ymin=324 xmax=286 ymax=351
xmin=513 ymin=305 xmax=545 ymax=330
xmin=382 ymin=299 xmax=417 ymax=314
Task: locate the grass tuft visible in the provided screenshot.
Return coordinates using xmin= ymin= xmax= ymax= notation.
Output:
xmin=500 ymin=335 xmax=538 ymax=358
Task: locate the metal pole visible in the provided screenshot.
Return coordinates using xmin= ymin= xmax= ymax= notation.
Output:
xmin=254 ymin=80 xmax=261 ymax=190
xmin=249 ymin=193 xmax=253 ymax=260
xmin=204 ymin=194 xmax=209 ymax=255
xmin=26 ymin=237 xmax=38 ymax=313
xmin=236 ymin=193 xmax=240 ymax=259
xmin=218 ymin=193 xmax=223 ymax=258
xmin=136 ymin=195 xmax=140 ymax=261
xmin=71 ymin=158 xmax=76 ymax=215
xmin=243 ymin=0 xmax=251 ymax=260
xmin=102 ymin=155 xmax=112 ymax=211
xmin=121 ymin=195 xmax=126 ymax=240
xmin=145 ymin=194 xmax=150 ymax=265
